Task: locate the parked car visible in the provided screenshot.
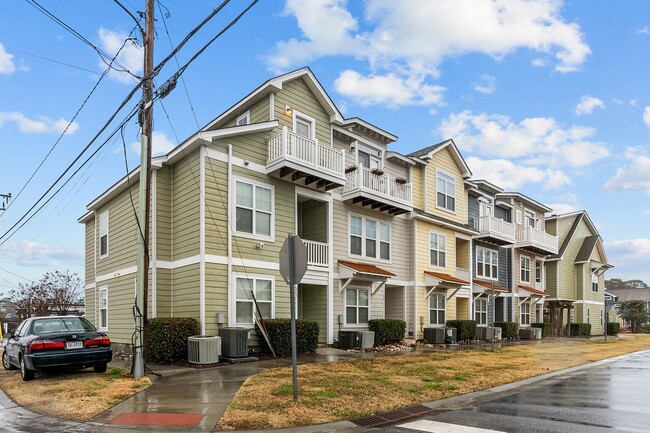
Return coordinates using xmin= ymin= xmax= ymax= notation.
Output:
xmin=2 ymin=316 xmax=113 ymax=381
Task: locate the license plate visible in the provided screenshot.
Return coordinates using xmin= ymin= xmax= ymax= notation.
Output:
xmin=66 ymin=341 xmax=83 ymax=350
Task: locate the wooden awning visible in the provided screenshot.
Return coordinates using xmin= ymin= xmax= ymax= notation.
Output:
xmin=473 ymin=279 xmax=508 ymax=294
xmin=338 ymin=260 xmax=395 ymax=294
xmin=517 ymin=284 xmax=546 ymax=297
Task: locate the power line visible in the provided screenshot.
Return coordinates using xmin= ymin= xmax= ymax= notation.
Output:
xmin=0 ymin=267 xmax=33 ymax=282
xmin=4 ymin=47 xmax=101 ymax=75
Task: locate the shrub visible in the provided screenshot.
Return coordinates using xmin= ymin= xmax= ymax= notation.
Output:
xmin=145 ymin=317 xmax=200 ymax=363
xmin=446 ymin=320 xmax=477 ymax=341
xmin=570 ymin=323 xmax=592 ymax=336
xmin=607 ymin=322 xmax=621 ymax=335
xmin=531 ymin=322 xmax=552 ymax=338
xmin=255 ymin=319 xmax=319 ymax=356
xmin=368 ymin=319 xmax=406 ymax=346
xmin=641 ymin=324 xmax=650 ymax=334
xmin=494 ymin=322 xmax=519 ymax=340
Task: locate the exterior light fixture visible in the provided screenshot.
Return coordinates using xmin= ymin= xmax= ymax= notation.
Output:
xmin=285 ymin=105 xmax=293 ymax=116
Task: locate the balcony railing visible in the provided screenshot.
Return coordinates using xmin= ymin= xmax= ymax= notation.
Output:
xmin=475 ymin=216 xmax=515 ymax=242
xmin=455 ymin=267 xmax=470 ymax=283
xmin=515 ymin=226 xmax=558 ymax=254
xmin=343 ymin=165 xmax=412 ymax=206
xmin=267 ymin=126 xmax=345 ymax=177
xmin=304 ymin=239 xmax=328 ymax=267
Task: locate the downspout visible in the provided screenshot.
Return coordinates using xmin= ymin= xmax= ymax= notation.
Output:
xmin=199 ymin=145 xmax=206 ymax=334
xmin=413 ymin=219 xmax=418 ymax=338
xmin=227 ymin=143 xmax=233 ymax=326
xmin=94 ymin=212 xmax=97 ymax=324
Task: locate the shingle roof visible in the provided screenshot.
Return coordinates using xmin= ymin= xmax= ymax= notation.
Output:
xmin=338 ymin=260 xmax=396 ymax=277
xmin=517 ymin=284 xmax=546 ymax=296
xmin=575 ymin=235 xmax=599 ymax=263
xmin=548 ymin=212 xmax=584 ymax=260
xmin=424 ymin=271 xmax=469 ymax=284
xmin=473 ymin=279 xmax=508 ymax=292
xmin=406 ymin=141 xmax=446 ymax=158
xmin=413 ymin=208 xmax=478 ymax=234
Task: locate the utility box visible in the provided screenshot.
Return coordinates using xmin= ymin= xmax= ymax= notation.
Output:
xmin=338 ymin=331 xmax=360 ymax=349
xmin=360 ymin=331 xmax=375 ymax=349
xmin=444 ymin=327 xmax=457 ymax=344
xmin=187 ymin=335 xmax=221 ymax=364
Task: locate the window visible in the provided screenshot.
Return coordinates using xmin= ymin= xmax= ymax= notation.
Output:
xmin=293 ymin=110 xmax=315 ymax=139
xmin=235 ymin=180 xmax=273 ymax=238
xmin=349 ymin=215 xmax=390 ymax=260
xmin=346 ymin=288 xmax=369 ymax=325
xmin=357 ymin=144 xmax=382 ymax=170
xmin=99 ymin=211 xmax=109 ymax=258
xmin=515 ymin=209 xmax=523 ymax=225
xmin=476 ymin=246 xmax=498 ymax=279
xmin=535 ymin=260 xmax=542 ymax=283
xmin=524 ymin=210 xmax=536 ymax=228
xmin=592 ymin=273 xmax=599 ymax=292
xmin=436 ymin=171 xmax=456 ymax=212
xmin=429 ymin=294 xmax=446 ymax=325
xmin=478 ymin=198 xmax=493 ymax=217
xmin=429 ymin=232 xmax=446 ymax=268
xmin=520 ymin=302 xmax=530 ymax=325
xmin=236 ymin=111 xmax=250 ymax=126
xmin=235 ymin=277 xmax=273 ymax=326
xmin=587 ymin=308 xmax=590 ymax=324
xmin=520 ymin=256 xmax=531 ymax=283
xmin=475 ymin=298 xmax=487 ymax=325
xmin=99 ymin=286 xmax=108 ymax=330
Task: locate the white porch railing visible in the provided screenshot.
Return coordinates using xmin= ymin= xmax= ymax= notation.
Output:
xmin=516 ymin=226 xmax=558 ymax=253
xmin=343 ymin=165 xmax=412 ymax=206
xmin=455 ymin=267 xmax=470 ymax=282
xmin=267 ymin=126 xmax=345 ymax=177
xmin=304 ymin=239 xmax=328 ymax=267
xmin=477 ymin=216 xmax=515 ymax=240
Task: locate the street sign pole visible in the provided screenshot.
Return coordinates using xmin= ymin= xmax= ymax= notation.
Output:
xmin=288 ymin=234 xmax=299 ymax=402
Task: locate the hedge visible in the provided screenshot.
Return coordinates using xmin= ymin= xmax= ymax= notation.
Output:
xmin=570 ymin=323 xmax=592 ymax=336
xmin=607 ymin=322 xmax=621 ymax=335
xmin=368 ymin=319 xmax=406 ymax=346
xmin=145 ymin=317 xmax=200 ymax=363
xmin=446 ymin=320 xmax=477 ymax=341
xmin=531 ymin=322 xmax=552 ymax=338
xmin=255 ymin=319 xmax=319 ymax=356
xmin=494 ymin=322 xmax=519 ymax=339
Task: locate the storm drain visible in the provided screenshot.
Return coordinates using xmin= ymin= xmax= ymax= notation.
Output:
xmin=352 ymin=405 xmax=439 ymax=427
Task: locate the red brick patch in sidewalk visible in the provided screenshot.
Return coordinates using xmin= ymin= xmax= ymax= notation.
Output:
xmin=108 ymin=412 xmax=204 ymax=426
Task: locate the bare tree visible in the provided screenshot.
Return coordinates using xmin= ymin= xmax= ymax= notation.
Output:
xmin=7 ymin=270 xmax=82 ymax=319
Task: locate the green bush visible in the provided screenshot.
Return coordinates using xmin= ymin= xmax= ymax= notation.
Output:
xmin=446 ymin=320 xmax=477 ymax=341
xmin=145 ymin=317 xmax=200 ymax=363
xmin=494 ymin=322 xmax=519 ymax=339
xmin=368 ymin=319 xmax=406 ymax=346
xmin=255 ymin=319 xmax=319 ymax=356
xmin=570 ymin=323 xmax=592 ymax=336
xmin=607 ymin=322 xmax=621 ymax=335
xmin=641 ymin=324 xmax=650 ymax=334
xmin=531 ymin=322 xmax=552 ymax=338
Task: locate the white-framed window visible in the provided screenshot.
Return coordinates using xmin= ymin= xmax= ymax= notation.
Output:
xmin=235 ymin=276 xmax=273 ymax=326
xmin=515 ymin=209 xmax=523 ymax=225
xmin=587 ymin=308 xmax=590 ymax=323
xmin=357 ymin=143 xmax=382 ymax=170
xmin=436 ymin=170 xmax=456 ymax=212
xmin=478 ymin=197 xmax=493 ymax=217
xmin=524 ymin=210 xmax=536 ymax=228
xmin=345 ymin=288 xmax=369 ymax=325
xmin=520 ymin=302 xmax=530 ymax=325
xmin=349 ymin=215 xmax=390 ymax=260
xmin=293 ymin=110 xmax=316 ymax=140
xmin=234 ymin=179 xmax=273 ymax=239
xmin=236 ymin=110 xmax=250 ymax=126
xmin=520 ymin=255 xmax=531 ymax=283
xmin=99 ymin=211 xmax=109 ymax=259
xmin=98 ymin=286 xmax=108 ymax=331
xmin=535 ymin=260 xmax=542 ymax=283
xmin=429 ymin=232 xmax=447 ymax=268
xmin=592 ymin=273 xmax=599 ymax=292
xmin=476 ymin=246 xmax=498 ymax=279
xmin=429 ymin=294 xmax=446 ymax=325
xmin=475 ymin=298 xmax=487 ymax=325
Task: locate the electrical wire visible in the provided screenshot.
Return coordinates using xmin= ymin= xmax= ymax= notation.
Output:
xmin=3 ymin=47 xmax=101 ymax=75
xmin=0 ymin=267 xmax=33 ymax=282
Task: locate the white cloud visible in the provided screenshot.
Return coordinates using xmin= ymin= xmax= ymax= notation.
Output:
xmin=130 ymin=131 xmax=176 ymax=157
xmin=643 ymin=210 xmax=650 ymax=215
xmin=643 ymin=106 xmax=650 ymax=127
xmin=531 ymin=58 xmax=547 ymax=67
xmin=604 ymin=146 xmax=650 ymax=193
xmin=267 ymin=0 xmax=589 ymax=107
xmin=438 ymin=110 xmax=609 ymax=168
xmin=0 ymin=43 xmax=15 ymax=75
xmin=636 ymin=27 xmax=650 ymax=35
xmin=0 ymin=111 xmax=80 ymax=135
xmin=97 ymin=28 xmax=142 ymax=83
xmin=575 ymin=95 xmax=605 ymax=116
xmin=473 ymin=74 xmax=496 ymax=95
xmin=605 ymin=238 xmax=650 ymax=278
xmin=546 ymin=203 xmax=580 ymax=215
xmin=0 ymin=241 xmax=83 ymax=268
xmin=466 ymin=156 xmax=571 ymax=191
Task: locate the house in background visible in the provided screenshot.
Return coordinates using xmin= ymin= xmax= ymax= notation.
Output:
xmin=545 ymin=211 xmax=613 ymax=336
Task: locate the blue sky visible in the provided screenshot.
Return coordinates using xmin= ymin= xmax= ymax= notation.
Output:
xmin=1 ymin=0 xmax=649 ymax=292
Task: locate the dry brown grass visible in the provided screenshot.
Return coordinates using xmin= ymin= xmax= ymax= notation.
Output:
xmin=217 ymin=335 xmax=650 ymax=431
xmin=0 ymin=365 xmax=150 ymax=421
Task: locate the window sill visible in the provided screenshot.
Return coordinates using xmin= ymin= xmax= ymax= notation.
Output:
xmin=234 ymin=231 xmax=274 ymax=243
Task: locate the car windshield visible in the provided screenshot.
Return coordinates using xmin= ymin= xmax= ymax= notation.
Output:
xmin=32 ymin=317 xmax=96 ymax=334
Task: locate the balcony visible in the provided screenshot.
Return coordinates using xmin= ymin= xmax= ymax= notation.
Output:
xmin=515 ymin=226 xmax=558 ymax=255
xmin=473 ymin=216 xmax=515 ymax=245
xmin=266 ymin=126 xmax=346 ymax=191
xmin=342 ymin=165 xmax=412 ymax=215
xmin=455 ymin=267 xmax=470 ymax=283
xmin=304 ymin=239 xmax=328 ymax=267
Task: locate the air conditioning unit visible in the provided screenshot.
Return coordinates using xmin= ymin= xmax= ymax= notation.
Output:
xmin=187 ymin=335 xmax=221 ymax=364
xmin=519 ymin=328 xmax=536 ymax=339
xmin=221 ymin=327 xmax=249 ymax=358
xmin=423 ymin=327 xmax=446 ymax=344
xmin=531 ymin=327 xmax=542 ymax=340
xmin=476 ymin=326 xmax=502 ymax=340
xmin=360 ymin=331 xmax=375 ymax=349
xmin=444 ymin=327 xmax=457 ymax=344
xmin=338 ymin=331 xmax=360 ymax=349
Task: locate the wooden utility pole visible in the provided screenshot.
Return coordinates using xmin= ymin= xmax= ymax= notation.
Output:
xmin=134 ymin=0 xmax=154 ymax=379
xmin=0 ymin=193 xmax=10 ymax=211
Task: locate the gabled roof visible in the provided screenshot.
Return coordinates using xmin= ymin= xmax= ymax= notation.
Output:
xmin=407 ymin=139 xmax=472 ymax=178
xmin=496 ymin=192 xmax=552 ymax=213
xmin=575 ymin=235 xmax=599 ymax=263
xmin=340 ymin=117 xmax=398 ymax=143
xmin=413 ymin=208 xmax=479 ymax=235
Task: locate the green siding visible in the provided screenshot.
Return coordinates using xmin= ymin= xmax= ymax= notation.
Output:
xmin=172 ymin=151 xmax=200 ymax=259
xmin=156 ymin=166 xmax=172 ymax=262
xmin=203 ymin=150 xmax=229 ymax=257
xmin=101 ymin=274 xmax=139 ymax=344
xmin=299 ymin=284 xmax=327 ymax=343
xmin=171 ymin=263 xmax=200 ymax=318
xmin=205 ymin=263 xmax=228 ymax=335
xmin=156 ymin=268 xmax=172 ymax=317
xmin=85 ymin=286 xmax=96 ymax=325
xmin=84 ymin=219 xmax=95 ymax=283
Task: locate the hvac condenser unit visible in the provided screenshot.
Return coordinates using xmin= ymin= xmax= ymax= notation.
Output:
xmin=187 ymin=335 xmax=221 ymax=364
xmin=360 ymin=331 xmax=375 ymax=349
xmin=476 ymin=326 xmax=502 ymax=340
xmin=519 ymin=328 xmax=536 ymax=340
xmin=423 ymin=327 xmax=446 ymax=344
xmin=338 ymin=331 xmax=360 ymax=349
xmin=221 ymin=327 xmax=249 ymax=358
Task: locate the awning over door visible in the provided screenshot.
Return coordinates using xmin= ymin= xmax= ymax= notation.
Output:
xmin=338 ymin=259 xmax=395 ymax=294
xmin=473 ymin=279 xmax=508 ymax=294
xmin=424 ymin=271 xmax=469 ymax=299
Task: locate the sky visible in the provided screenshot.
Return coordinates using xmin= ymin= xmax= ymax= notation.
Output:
xmin=1 ymin=0 xmax=649 ymax=293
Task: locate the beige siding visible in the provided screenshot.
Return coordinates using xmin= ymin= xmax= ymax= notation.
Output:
xmin=85 ymin=286 xmax=96 ymax=325
xmin=456 ymin=297 xmax=469 ymax=320
xmin=423 ymin=147 xmax=468 ymax=225
xmin=385 ymin=286 xmax=404 ymax=320
xmin=412 ymin=165 xmax=425 ymax=210
xmin=172 ymin=151 xmax=200 ymax=259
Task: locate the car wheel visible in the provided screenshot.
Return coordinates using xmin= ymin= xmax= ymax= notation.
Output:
xmin=20 ymin=356 xmax=35 ymax=381
xmin=2 ymin=351 xmax=16 ymax=370
xmin=93 ymin=363 xmax=107 ymax=373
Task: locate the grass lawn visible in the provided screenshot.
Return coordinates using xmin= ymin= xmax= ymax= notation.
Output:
xmin=217 ymin=335 xmax=650 ymax=431
xmin=0 ymin=364 xmax=150 ymax=421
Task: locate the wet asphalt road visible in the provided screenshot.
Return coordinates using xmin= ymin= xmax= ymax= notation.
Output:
xmin=377 ymin=350 xmax=650 ymax=433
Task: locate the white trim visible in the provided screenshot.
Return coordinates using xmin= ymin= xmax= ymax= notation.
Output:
xmin=343 ymin=285 xmax=371 ymax=327
xmin=235 ymin=110 xmax=250 ymax=126
xmin=85 ymin=283 xmax=96 ymax=290
xmin=292 ymin=109 xmax=317 ymax=140
xmin=231 ymin=273 xmax=275 ymax=327
xmin=232 ymin=176 xmax=275 ymax=242
xmin=347 ymin=212 xmax=392 ymax=263
xmin=269 ymin=93 xmax=275 ymax=121
xmin=199 ymin=145 xmax=206 ymax=334
xmin=435 ymin=168 xmax=457 ymax=214
xmin=227 ymin=144 xmax=234 ymax=328
xmin=99 ymin=210 xmax=109 ymax=259
xmin=520 ymin=254 xmax=532 ymax=284
xmin=205 ymin=146 xmax=266 ymax=173
xmin=428 ymin=230 xmax=447 ymax=269
xmin=98 ymin=286 xmax=108 ymax=331
xmin=96 ymin=265 xmax=138 ymax=283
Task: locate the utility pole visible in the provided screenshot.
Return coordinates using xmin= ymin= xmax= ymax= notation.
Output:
xmin=0 ymin=193 xmax=10 ymax=211
xmin=134 ymin=0 xmax=154 ymax=379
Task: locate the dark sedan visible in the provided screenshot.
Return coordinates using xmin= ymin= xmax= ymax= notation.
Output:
xmin=2 ymin=316 xmax=113 ymax=381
